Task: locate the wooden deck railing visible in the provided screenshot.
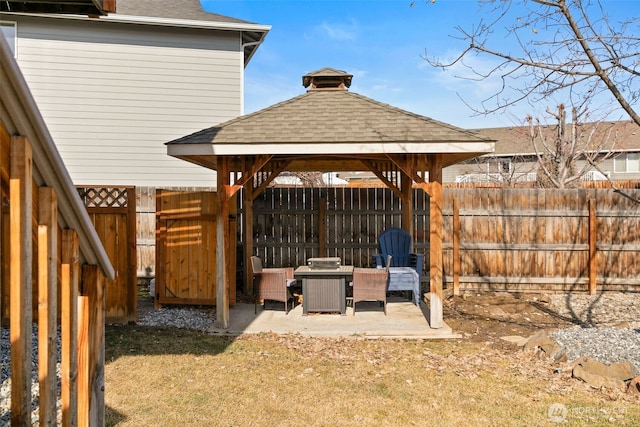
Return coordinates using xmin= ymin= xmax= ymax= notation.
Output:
xmin=2 ymin=131 xmax=106 ymax=425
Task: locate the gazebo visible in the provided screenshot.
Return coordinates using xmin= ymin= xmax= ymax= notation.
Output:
xmin=166 ymin=67 xmax=494 ymax=329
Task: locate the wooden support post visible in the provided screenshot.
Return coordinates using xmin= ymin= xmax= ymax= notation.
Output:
xmin=588 ymin=198 xmax=597 ymax=295
xmin=79 ymin=265 xmax=105 ymax=426
xmin=154 ymin=189 xmax=165 ymax=309
xmin=10 ymin=135 xmax=33 ymax=425
xmin=61 ymin=229 xmax=80 ymax=427
xmin=429 ymin=154 xmax=444 ymax=329
xmin=77 ymin=294 xmax=89 ymax=427
xmin=243 ymin=182 xmax=254 ymax=295
xmin=38 ymin=187 xmax=58 ymax=426
xmin=126 ymin=187 xmax=137 ymax=322
xmin=215 ymin=158 xmax=230 ymax=328
xmin=229 ymin=192 xmax=237 ymax=306
xmin=452 ymin=198 xmax=460 ymax=296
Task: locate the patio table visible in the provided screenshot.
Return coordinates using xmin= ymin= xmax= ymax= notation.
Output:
xmin=294 ymin=265 xmax=354 ymax=315
xmin=388 ymin=267 xmax=421 ymax=306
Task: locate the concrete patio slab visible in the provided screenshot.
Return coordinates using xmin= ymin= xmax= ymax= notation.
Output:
xmin=209 ymin=296 xmax=461 ymax=339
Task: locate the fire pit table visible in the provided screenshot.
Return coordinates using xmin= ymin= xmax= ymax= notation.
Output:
xmin=294 ymin=261 xmax=354 ymax=315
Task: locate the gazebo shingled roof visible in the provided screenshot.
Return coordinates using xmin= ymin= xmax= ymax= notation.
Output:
xmin=168 ymin=68 xmax=493 ymax=169
xmin=166 ymin=67 xmax=495 ymax=329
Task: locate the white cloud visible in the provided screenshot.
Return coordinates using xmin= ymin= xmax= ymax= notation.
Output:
xmin=315 ymin=19 xmax=358 ymax=41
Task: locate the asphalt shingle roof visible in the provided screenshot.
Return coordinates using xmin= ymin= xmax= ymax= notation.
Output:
xmin=474 ymin=120 xmax=640 ymax=155
xmin=115 ymin=0 xmax=255 ymax=24
xmin=170 ymin=89 xmax=492 ymax=146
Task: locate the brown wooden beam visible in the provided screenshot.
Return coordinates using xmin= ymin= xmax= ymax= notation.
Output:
xmin=38 ymin=186 xmax=58 ymax=426
xmin=252 ymin=159 xmax=293 ymax=199
xmin=61 ymin=229 xmax=80 ymax=427
xmin=215 ymin=157 xmax=231 ymax=328
xmin=154 ymin=189 xmax=166 ymax=309
xmin=386 ymin=153 xmax=430 ymax=184
xmin=80 ymin=264 xmax=106 ymax=426
xmin=77 ymin=294 xmax=89 ymax=427
xmin=243 ymin=181 xmax=254 ymax=295
xmin=428 ymin=154 xmax=444 ymax=329
xmin=10 ymin=136 xmax=33 ymax=426
xmin=126 ymin=187 xmax=137 ymax=322
xmin=360 ymin=159 xmax=402 ymax=196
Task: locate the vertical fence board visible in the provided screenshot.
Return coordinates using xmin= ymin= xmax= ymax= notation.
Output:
xmin=61 ymin=229 xmax=79 ymax=427
xmin=10 ymin=136 xmax=33 ymax=426
xmin=38 ymin=187 xmax=58 ymax=425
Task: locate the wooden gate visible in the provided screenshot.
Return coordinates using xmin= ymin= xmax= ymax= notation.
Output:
xmin=77 ymin=186 xmax=137 ymax=323
xmin=155 ymin=190 xmax=230 ymax=306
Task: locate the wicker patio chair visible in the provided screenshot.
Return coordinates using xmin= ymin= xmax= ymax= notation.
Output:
xmin=351 ymin=261 xmax=390 ymax=315
xmin=251 ymin=256 xmax=297 ymax=314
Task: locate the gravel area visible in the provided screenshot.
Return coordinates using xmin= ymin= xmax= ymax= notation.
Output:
xmin=551 ymin=326 xmax=640 ymax=373
xmin=0 ymin=325 xmax=61 ymax=426
xmin=547 ymin=292 xmax=640 ymax=373
xmin=137 ymin=306 xmax=215 ymax=331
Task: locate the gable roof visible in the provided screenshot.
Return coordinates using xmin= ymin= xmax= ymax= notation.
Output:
xmin=115 ymin=0 xmax=249 ymax=24
xmin=108 ymin=0 xmax=269 ymax=65
xmin=0 ymin=32 xmax=114 ymax=279
xmin=167 ymin=68 xmax=495 ymax=169
xmin=475 ymin=121 xmax=640 ymax=156
xmin=3 ymin=0 xmax=271 ymax=65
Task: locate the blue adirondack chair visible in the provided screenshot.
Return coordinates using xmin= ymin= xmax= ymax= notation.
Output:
xmin=372 ymin=227 xmax=424 ymax=302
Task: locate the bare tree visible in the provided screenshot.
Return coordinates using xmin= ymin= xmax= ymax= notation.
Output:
xmin=528 ymin=104 xmax=616 ymax=188
xmin=424 ymin=0 xmax=640 ymax=126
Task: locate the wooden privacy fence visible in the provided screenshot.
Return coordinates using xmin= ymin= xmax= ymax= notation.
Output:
xmin=247 ymin=186 xmax=639 ymax=294
xmin=1 ymin=132 xmax=106 ymax=425
xmin=442 ymin=188 xmax=640 ymax=293
xmin=77 ymin=186 xmax=137 ymax=323
xmin=154 ymin=189 xmax=237 ymax=306
xmin=249 ymin=187 xmax=430 ymax=274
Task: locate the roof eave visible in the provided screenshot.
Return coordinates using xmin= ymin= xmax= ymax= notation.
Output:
xmin=2 ymin=11 xmax=271 ymax=32
xmin=167 ymin=141 xmax=495 ymax=170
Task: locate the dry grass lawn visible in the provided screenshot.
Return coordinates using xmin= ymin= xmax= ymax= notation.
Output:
xmin=105 ymin=325 xmax=640 ymax=426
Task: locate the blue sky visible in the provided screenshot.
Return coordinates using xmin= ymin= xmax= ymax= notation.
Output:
xmin=201 ymin=0 xmax=635 ymax=130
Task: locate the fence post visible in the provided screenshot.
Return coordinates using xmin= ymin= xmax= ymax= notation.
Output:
xmin=588 ymin=198 xmax=597 ymax=294
xmin=61 ymin=229 xmax=80 ymax=427
xmin=10 ymin=135 xmax=33 ymax=426
xmin=38 ymin=186 xmax=58 ymax=425
xmin=453 ymin=198 xmax=460 ymax=295
xmin=78 ymin=264 xmax=105 ymax=426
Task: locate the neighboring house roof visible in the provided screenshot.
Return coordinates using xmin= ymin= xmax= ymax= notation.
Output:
xmin=3 ymin=0 xmax=270 ymax=65
xmin=167 ymin=67 xmax=495 ymax=169
xmin=0 ymin=33 xmax=114 ymax=279
xmin=474 ymin=120 xmax=640 ymax=156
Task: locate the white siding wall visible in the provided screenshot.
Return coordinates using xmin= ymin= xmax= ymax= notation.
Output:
xmin=13 ymin=16 xmax=245 ymax=187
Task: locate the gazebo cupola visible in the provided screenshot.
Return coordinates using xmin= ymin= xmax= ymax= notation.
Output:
xmin=302 ymin=67 xmax=353 ymax=91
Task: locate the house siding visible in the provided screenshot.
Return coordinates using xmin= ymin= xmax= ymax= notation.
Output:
xmin=12 ymin=15 xmax=245 ymax=187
